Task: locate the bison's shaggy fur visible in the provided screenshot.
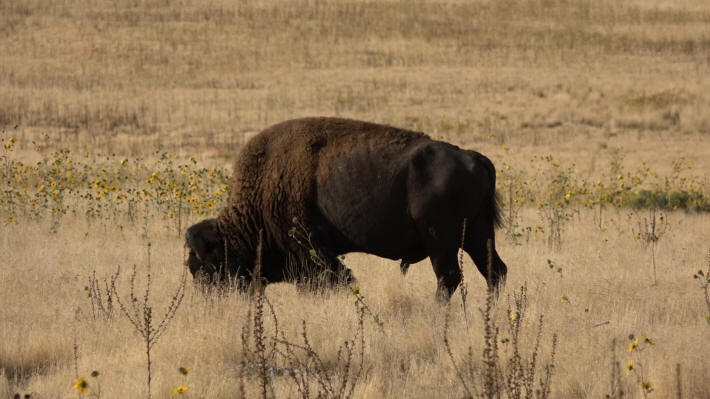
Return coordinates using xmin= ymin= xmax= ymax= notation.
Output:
xmin=186 ymin=117 xmax=506 ymax=300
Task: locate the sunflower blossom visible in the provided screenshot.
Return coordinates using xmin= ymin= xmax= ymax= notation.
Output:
xmin=627 ymin=338 xmax=638 ymax=353
xmin=73 ymin=377 xmax=89 ymax=395
xmin=625 ymin=360 xmax=634 ymax=375
xmin=172 ymin=384 xmax=189 ymax=395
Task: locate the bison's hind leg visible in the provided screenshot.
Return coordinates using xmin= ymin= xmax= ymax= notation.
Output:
xmin=463 ymin=219 xmax=507 ymax=295
xmin=428 ymin=249 xmax=463 ymax=302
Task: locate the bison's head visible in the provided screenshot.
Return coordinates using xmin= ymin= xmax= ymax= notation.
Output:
xmin=185 ymin=218 xmax=240 ymax=283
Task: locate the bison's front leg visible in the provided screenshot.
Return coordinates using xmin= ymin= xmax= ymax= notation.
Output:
xmin=319 ymin=249 xmax=357 ymax=287
xmin=289 ymin=248 xmax=356 ymax=291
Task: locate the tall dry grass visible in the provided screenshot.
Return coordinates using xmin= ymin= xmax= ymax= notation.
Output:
xmin=1 ymin=209 xmax=709 ymax=397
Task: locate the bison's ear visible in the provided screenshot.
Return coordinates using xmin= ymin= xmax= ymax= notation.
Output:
xmin=185 ymin=218 xmax=222 ymax=264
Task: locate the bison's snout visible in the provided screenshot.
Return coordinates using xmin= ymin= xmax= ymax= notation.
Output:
xmin=185 ymin=218 xmax=227 ymax=280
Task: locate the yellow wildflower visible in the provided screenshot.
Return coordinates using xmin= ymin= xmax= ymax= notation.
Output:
xmin=349 ymin=285 xmax=361 ymax=298
xmin=642 ymin=380 xmax=654 ymax=392
xmin=625 ymin=360 xmax=633 ymax=375
xmin=73 ymin=377 xmax=89 ymax=395
xmin=627 ymin=338 xmax=638 ymax=353
xmin=172 ymin=384 xmax=189 ymax=395
xmin=641 ymin=333 xmax=654 ymax=345
xmin=179 ymin=366 xmax=191 ymax=375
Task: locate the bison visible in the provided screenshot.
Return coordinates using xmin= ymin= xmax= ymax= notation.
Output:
xmin=185 ymin=117 xmax=506 ymax=300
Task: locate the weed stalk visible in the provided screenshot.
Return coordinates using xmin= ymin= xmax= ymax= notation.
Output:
xmin=112 ymin=243 xmax=186 ymax=399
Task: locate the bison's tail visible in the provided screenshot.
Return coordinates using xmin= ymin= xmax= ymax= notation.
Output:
xmin=472 ymin=152 xmax=502 ymax=229
xmin=491 ymin=177 xmax=502 ymax=229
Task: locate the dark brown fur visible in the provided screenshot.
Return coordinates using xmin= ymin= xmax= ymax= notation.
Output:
xmin=186 ymin=117 xmax=506 ymax=300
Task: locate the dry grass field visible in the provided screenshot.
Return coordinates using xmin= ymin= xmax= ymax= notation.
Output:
xmin=2 ymin=0 xmax=710 ymax=398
